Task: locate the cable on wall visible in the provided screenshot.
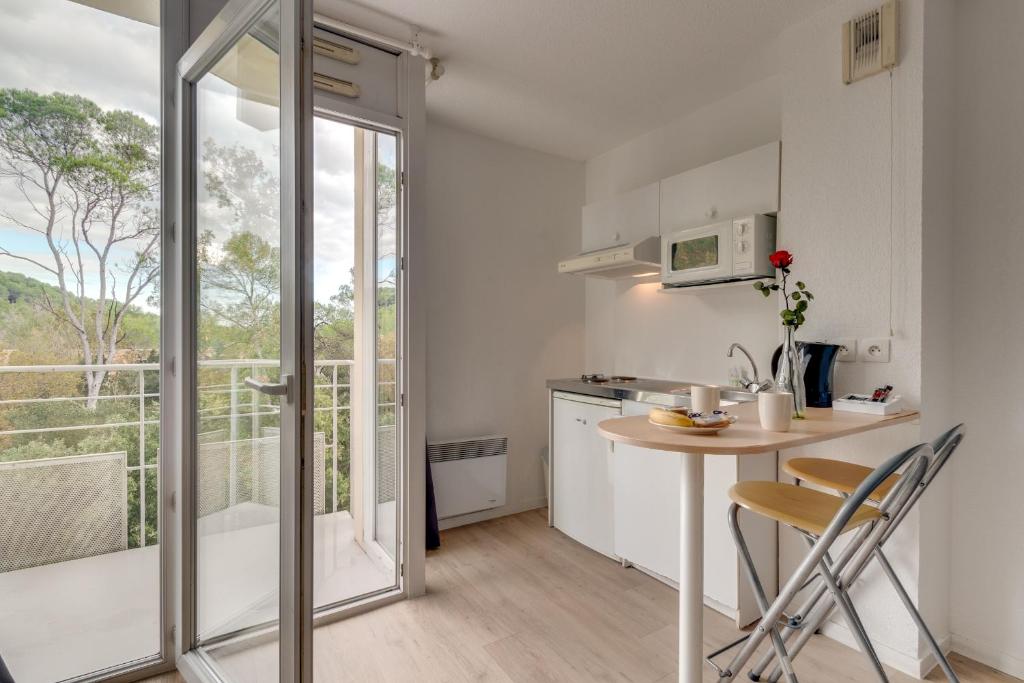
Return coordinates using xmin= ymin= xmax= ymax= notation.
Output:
xmin=888 ymin=68 xmax=895 ymax=337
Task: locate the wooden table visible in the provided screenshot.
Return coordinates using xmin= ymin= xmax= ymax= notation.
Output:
xmin=597 ymin=403 xmax=918 ymax=683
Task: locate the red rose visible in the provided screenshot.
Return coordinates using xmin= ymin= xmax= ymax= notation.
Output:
xmin=769 ymin=250 xmax=794 ymax=269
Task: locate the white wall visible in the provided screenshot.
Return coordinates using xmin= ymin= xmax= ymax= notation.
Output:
xmin=918 ymin=0 xmax=956 ymax=659
xmin=425 ymin=121 xmax=586 ymax=527
xmin=948 ymin=0 xmax=1024 ymax=676
xmin=584 ymin=77 xmax=783 ymax=382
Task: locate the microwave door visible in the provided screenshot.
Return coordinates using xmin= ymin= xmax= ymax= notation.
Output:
xmin=663 ymin=221 xmax=734 ymax=284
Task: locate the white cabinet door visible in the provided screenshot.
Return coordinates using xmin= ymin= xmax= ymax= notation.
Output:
xmin=581 ymin=181 xmax=660 ymax=253
xmin=611 ymin=400 xmax=776 ymax=625
xmin=552 ymin=394 xmax=619 ymax=558
xmin=660 ymin=141 xmax=780 ymax=234
xmin=612 ymin=441 xmax=679 ymax=578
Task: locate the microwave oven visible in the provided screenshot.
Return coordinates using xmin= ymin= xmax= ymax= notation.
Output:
xmin=661 ymin=214 xmax=777 ymax=287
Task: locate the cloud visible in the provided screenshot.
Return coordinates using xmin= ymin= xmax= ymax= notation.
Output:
xmin=0 ymin=0 xmax=389 ymax=314
xmin=0 ymin=0 xmax=160 ymax=122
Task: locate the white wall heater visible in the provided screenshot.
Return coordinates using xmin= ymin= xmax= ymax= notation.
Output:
xmin=428 ymin=435 xmax=507 ymax=519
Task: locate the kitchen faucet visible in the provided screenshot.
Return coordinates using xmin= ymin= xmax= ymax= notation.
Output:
xmin=727 ymin=343 xmax=773 ymax=393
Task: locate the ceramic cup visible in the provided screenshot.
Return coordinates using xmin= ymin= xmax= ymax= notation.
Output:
xmin=691 ymin=385 xmax=721 ymax=415
xmin=759 ymin=391 xmax=794 ymax=432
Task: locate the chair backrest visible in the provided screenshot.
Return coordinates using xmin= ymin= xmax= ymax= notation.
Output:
xmin=883 ymin=423 xmax=965 ymax=539
xmin=822 ymin=442 xmax=933 ymax=546
xmin=926 ymin=422 xmax=965 ymax=483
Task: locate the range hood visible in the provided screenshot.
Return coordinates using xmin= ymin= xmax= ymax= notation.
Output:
xmin=557 ymin=236 xmax=661 ymax=279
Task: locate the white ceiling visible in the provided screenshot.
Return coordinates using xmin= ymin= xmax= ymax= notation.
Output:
xmin=317 ymin=0 xmax=823 ymax=161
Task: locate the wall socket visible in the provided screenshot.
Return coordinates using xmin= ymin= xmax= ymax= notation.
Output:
xmin=860 ymin=337 xmax=891 ymax=363
xmin=834 ymin=338 xmax=857 ymax=362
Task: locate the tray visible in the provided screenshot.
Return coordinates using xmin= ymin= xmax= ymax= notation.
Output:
xmin=833 ymin=394 xmax=904 ymax=415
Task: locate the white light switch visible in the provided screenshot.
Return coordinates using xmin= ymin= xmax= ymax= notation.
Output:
xmin=860 ymin=338 xmax=891 ymax=363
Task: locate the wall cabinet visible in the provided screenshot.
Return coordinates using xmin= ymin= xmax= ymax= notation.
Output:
xmin=581 ymin=181 xmax=660 ymax=253
xmin=551 ymin=392 xmax=620 ymax=558
xmin=659 ymin=141 xmax=780 ymax=234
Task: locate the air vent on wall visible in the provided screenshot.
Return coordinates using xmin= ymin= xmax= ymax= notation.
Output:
xmin=843 ymin=1 xmax=898 ymax=84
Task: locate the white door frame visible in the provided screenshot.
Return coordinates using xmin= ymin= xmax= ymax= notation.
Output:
xmin=308 ymin=16 xmax=427 ymax=602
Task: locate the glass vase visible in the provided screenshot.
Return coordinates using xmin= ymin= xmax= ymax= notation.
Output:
xmin=775 ymin=327 xmax=807 ymax=418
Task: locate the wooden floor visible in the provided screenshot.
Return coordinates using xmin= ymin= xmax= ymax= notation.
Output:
xmin=146 ymin=508 xmax=1017 ymax=683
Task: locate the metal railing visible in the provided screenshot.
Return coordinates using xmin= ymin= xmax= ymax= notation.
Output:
xmin=0 ymin=358 xmax=396 ymax=550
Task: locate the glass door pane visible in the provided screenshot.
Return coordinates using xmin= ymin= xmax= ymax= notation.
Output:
xmin=193 ymin=3 xmax=283 ymax=679
xmin=0 ymin=2 xmax=162 ymax=681
xmin=373 ymin=133 xmax=399 ymax=562
xmin=310 ymin=119 xmax=400 ymax=611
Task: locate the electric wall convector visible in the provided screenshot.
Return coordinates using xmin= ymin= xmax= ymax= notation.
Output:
xmin=427 ymin=435 xmax=507 ymax=519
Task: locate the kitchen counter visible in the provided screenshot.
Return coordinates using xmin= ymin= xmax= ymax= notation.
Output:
xmin=598 ymin=404 xmax=920 ymax=455
xmin=546 ymin=377 xmax=757 ymax=407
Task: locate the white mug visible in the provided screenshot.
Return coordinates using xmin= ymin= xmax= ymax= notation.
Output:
xmin=759 ymin=391 xmax=793 ymax=432
xmin=691 ymin=385 xmax=721 ymax=415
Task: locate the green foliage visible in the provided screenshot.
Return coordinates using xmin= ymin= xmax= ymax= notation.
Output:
xmin=198 ymin=230 xmax=281 ymax=359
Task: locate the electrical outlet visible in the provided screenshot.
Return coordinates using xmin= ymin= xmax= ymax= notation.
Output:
xmin=834 ymin=338 xmax=857 ymax=362
xmin=860 ymin=337 xmax=891 ymax=363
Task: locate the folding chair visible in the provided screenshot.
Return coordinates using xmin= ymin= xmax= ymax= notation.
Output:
xmin=706 ymin=442 xmax=933 ymax=682
xmin=751 ymin=424 xmax=965 ymax=682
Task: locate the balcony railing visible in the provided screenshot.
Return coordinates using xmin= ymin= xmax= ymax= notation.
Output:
xmin=0 ymin=358 xmax=395 ymax=561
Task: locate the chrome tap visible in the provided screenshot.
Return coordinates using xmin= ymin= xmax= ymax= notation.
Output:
xmin=727 ymin=343 xmax=773 ymax=393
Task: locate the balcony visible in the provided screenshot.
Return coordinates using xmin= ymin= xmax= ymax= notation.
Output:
xmin=0 ymin=359 xmax=396 ymax=683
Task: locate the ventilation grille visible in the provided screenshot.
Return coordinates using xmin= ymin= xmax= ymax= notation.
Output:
xmin=428 ymin=436 xmax=507 ymax=464
xmin=843 ymin=1 xmax=898 ymax=84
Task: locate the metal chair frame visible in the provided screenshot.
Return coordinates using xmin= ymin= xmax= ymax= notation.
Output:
xmin=708 ymin=441 xmax=934 ymax=682
xmin=748 ymin=424 xmax=965 ymax=683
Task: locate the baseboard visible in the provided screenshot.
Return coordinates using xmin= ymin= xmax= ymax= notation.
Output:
xmin=437 ymin=496 xmax=547 ymax=530
xmin=820 ymin=621 xmax=950 ymax=679
xmin=951 ymin=633 xmax=1024 ymax=679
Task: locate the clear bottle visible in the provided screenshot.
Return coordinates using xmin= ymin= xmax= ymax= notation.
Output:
xmin=775 ymin=327 xmax=807 ymax=418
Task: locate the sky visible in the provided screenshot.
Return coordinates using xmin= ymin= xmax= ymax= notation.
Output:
xmin=0 ymin=0 xmax=375 ymax=311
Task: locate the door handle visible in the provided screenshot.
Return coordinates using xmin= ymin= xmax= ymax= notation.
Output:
xmin=245 ymin=374 xmax=292 ymax=400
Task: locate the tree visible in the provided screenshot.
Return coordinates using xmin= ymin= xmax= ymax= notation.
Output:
xmin=198 ymin=229 xmax=281 ymax=358
xmin=0 ymin=89 xmax=159 ymax=407
xmin=197 ymin=138 xmax=282 ymax=359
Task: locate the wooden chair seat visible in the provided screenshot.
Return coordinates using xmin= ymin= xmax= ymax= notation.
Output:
xmin=729 ymin=481 xmax=882 ymax=536
xmin=783 ymin=457 xmax=900 ymax=503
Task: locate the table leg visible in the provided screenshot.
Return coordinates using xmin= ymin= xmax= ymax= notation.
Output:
xmin=679 ymin=452 xmax=705 ymax=682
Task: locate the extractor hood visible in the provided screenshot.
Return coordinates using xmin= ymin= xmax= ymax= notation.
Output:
xmin=557 ymin=236 xmax=661 ymax=279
